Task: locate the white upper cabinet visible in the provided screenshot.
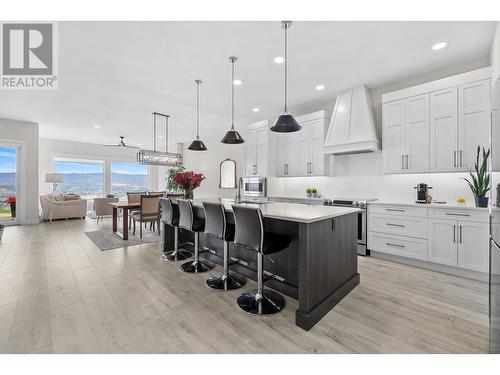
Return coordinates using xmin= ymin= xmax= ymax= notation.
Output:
xmin=405 ymin=95 xmax=430 ymax=173
xmin=382 ymin=100 xmax=405 ymax=173
xmin=276 ymin=131 xmax=298 ymax=177
xmin=382 ymin=94 xmax=429 ymax=173
xmin=430 ymin=87 xmax=458 ymax=172
xmin=458 ymin=79 xmax=491 ymax=171
xmin=276 ymin=111 xmax=329 ymax=177
xmin=243 ymin=121 xmax=268 ymax=177
xmin=383 ymin=67 xmax=492 ymax=174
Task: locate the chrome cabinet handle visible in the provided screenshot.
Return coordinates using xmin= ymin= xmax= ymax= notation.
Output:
xmin=386 ymin=242 xmax=405 ymax=248
xmin=453 ymin=225 xmax=456 ymax=243
xmin=459 ymin=150 xmax=463 ymax=167
xmin=406 ymin=155 xmax=409 ymax=170
xmin=445 ymin=212 xmax=470 ymax=217
xmin=459 ymin=225 xmax=462 ymax=243
xmin=387 ymin=223 xmax=405 ymax=227
xmin=386 ymin=208 xmax=405 ymax=212
xmin=402 ymin=155 xmax=405 ymax=170
xmin=453 ymin=151 xmax=457 ymax=168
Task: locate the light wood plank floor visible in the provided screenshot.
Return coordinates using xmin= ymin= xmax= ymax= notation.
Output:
xmin=0 ymin=218 xmax=489 ymax=354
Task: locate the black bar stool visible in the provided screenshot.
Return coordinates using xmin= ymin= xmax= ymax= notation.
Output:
xmin=203 ymin=201 xmax=246 ymax=290
xmin=178 ymin=199 xmax=214 ymax=273
xmin=232 ymin=205 xmax=291 ymax=315
xmin=159 ymin=198 xmax=192 ymax=262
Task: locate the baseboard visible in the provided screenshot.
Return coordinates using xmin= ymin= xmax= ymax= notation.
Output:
xmin=370 ymin=251 xmax=488 ymax=282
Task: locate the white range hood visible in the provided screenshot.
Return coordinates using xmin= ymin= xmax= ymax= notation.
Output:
xmin=323 ymin=85 xmax=380 ymax=155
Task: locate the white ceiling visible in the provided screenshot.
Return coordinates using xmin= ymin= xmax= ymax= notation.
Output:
xmin=0 ymin=21 xmax=496 ymax=148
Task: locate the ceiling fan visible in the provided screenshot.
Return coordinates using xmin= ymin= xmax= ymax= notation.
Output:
xmin=102 ymin=136 xmax=139 ymax=149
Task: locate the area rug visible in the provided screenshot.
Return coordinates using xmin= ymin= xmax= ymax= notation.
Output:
xmin=85 ymin=230 xmax=160 ymax=251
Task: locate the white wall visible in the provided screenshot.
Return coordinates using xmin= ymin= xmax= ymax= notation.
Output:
xmin=179 ymin=134 xmax=244 ymax=199
xmin=39 ymin=138 xmax=158 ymax=196
xmin=0 ymin=117 xmax=39 ymax=224
xmin=266 ymin=58 xmax=499 ymax=206
xmin=491 ymin=21 xmax=500 ymax=86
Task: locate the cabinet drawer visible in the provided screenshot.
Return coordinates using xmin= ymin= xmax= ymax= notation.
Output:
xmin=368 ymin=204 xmax=427 ymax=218
xmin=368 ymin=213 xmax=427 ymax=239
xmin=428 ymin=208 xmax=489 ymax=223
xmin=368 ymin=232 xmax=428 ymax=260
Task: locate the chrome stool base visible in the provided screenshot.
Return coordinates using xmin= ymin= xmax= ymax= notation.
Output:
xmin=237 ymin=289 xmax=286 ymax=315
xmin=180 ymin=259 xmax=214 ymax=273
xmin=206 ymin=271 xmax=247 ymax=290
xmin=161 ymin=248 xmax=192 ymax=262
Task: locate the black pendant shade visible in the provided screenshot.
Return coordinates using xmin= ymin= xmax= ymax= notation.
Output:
xmin=221 ymin=129 xmax=244 ymax=144
xmin=188 ymin=79 xmax=207 ymax=151
xmin=271 ymin=114 xmax=301 ymax=133
xmin=271 ymin=21 xmax=301 ymax=133
xmin=221 ymin=56 xmax=245 ymax=144
xmin=188 ymin=138 xmax=208 ymax=151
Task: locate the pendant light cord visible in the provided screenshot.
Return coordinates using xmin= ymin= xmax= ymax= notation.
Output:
xmin=284 ymin=22 xmax=288 ymax=113
xmin=231 ymin=57 xmax=235 ymax=130
xmin=195 ymin=80 xmax=200 ymax=139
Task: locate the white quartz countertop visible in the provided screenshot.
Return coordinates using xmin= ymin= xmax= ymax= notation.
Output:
xmin=367 ymin=201 xmax=489 ymax=211
xmin=191 ymin=198 xmax=360 ymax=223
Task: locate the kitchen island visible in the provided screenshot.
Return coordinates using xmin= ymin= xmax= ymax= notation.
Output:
xmin=162 ymin=198 xmax=360 ymax=330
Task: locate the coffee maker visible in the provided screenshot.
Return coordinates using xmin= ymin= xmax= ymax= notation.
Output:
xmin=415 ymin=183 xmax=432 ymax=204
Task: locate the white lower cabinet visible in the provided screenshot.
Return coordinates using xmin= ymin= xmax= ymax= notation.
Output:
xmin=368 ymin=231 xmax=428 ymax=260
xmin=368 ymin=204 xmax=489 ymax=274
xmin=428 ymin=218 xmax=458 ymax=267
xmin=457 ymin=221 xmax=489 ymax=273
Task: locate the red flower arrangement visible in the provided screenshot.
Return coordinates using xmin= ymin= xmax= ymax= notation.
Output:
xmin=172 ymin=171 xmax=205 ymax=199
xmin=4 ymin=196 xmax=16 ymax=204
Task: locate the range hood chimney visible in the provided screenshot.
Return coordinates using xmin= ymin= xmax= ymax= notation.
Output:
xmin=323 ymin=85 xmax=380 ymax=155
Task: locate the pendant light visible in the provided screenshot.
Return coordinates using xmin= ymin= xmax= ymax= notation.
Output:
xmin=188 ymin=80 xmax=208 ymax=151
xmin=221 ymin=56 xmax=245 ymax=144
xmin=270 ymin=21 xmax=301 ymax=133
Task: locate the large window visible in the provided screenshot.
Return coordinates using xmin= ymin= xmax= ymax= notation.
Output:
xmin=0 ymin=145 xmax=17 ymax=222
xmin=54 ymin=160 xmax=104 ymax=210
xmin=111 ymin=161 xmax=149 ymax=200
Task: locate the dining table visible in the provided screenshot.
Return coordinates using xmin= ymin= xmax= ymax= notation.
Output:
xmin=109 ymin=201 xmax=140 ymax=240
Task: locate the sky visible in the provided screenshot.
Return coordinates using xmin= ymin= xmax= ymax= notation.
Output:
xmin=0 ymin=146 xmax=16 ymax=173
xmin=54 ymin=160 xmax=148 ymax=175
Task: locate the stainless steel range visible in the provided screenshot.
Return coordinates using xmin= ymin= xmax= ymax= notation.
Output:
xmin=323 ymin=198 xmax=377 ymax=256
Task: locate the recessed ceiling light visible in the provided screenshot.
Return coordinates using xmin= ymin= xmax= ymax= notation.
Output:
xmin=274 ymin=56 xmax=284 ymax=64
xmin=253 ymin=108 xmax=260 ymax=112
xmin=233 ymin=79 xmax=242 ymax=86
xmin=82 ymin=136 xmax=88 ymax=140
xmin=137 ymin=143 xmax=141 ymax=146
xmin=316 ymin=84 xmax=325 ymax=91
xmin=158 ymin=135 xmax=163 ymax=138
xmin=93 ymin=125 xmax=101 ymax=129
xmin=432 ymin=42 xmax=447 ymax=51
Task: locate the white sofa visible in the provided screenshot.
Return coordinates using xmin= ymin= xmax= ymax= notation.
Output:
xmin=40 ymin=194 xmax=87 ymax=222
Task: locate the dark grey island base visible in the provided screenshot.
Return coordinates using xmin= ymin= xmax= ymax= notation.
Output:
xmin=162 ymin=199 xmax=359 ymax=331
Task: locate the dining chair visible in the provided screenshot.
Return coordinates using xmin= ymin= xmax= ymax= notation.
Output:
xmin=127 ymin=191 xmax=146 ymax=229
xmin=131 ymin=195 xmax=161 ymax=238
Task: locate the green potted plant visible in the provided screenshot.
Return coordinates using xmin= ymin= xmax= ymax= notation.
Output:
xmin=311 ymin=188 xmax=318 ymax=198
xmin=0 ymin=223 xmax=4 ymax=241
xmin=462 ymin=146 xmax=491 ymax=208
xmin=306 ymin=188 xmax=313 ymax=198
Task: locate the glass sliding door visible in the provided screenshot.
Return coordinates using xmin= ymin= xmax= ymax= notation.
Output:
xmin=53 ymin=159 xmax=105 ymax=212
xmin=0 ymin=144 xmax=18 ymax=224
xmin=111 ymin=161 xmax=149 ymax=201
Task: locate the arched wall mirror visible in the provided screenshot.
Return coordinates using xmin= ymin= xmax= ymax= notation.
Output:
xmin=219 ymin=159 xmax=237 ymax=189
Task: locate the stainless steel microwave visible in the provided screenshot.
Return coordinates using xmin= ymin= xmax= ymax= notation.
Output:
xmin=243 ymin=177 xmax=267 ymax=197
